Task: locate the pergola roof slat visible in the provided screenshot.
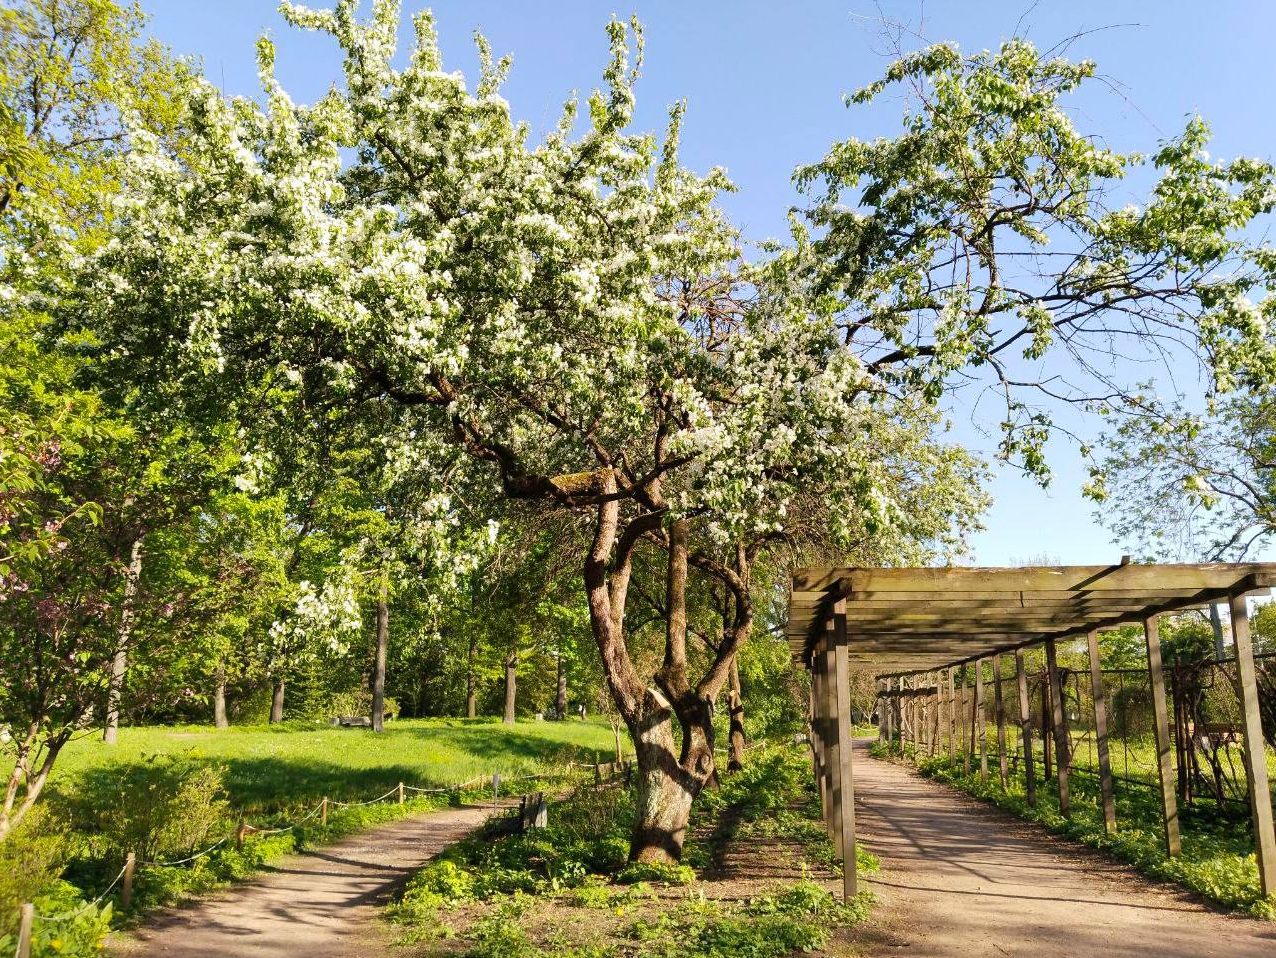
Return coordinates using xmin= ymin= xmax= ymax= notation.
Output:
xmin=787 ymin=562 xmax=1276 ymax=676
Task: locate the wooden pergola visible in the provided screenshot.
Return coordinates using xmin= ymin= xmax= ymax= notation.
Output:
xmin=789 ymin=562 xmax=1276 ymax=902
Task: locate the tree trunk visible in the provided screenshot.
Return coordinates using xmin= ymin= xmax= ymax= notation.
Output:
xmin=372 ymin=581 xmax=389 ymax=733
xmin=465 ymin=635 xmax=477 ymax=719
xmin=628 ymin=689 xmax=714 ymax=864
xmin=270 ymin=676 xmax=286 ymax=723
xmin=727 ymin=655 xmax=746 ymax=772
xmin=503 ymin=650 xmax=517 ymax=725
xmin=104 ymin=537 xmax=144 ymax=744
xmin=556 ymin=649 xmax=568 ymax=719
xmin=213 ymin=665 xmax=229 ymax=729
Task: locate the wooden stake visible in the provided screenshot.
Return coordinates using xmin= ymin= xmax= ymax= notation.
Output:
xmin=16 ymin=902 xmax=33 ymax=958
xmin=321 ymin=796 xmax=329 ymax=825
xmin=1045 ymin=638 xmax=1070 ymax=817
xmin=1086 ymin=629 xmax=1117 ymax=834
xmin=236 ymin=818 xmax=248 ymax=851
xmin=1143 ymin=613 xmax=1181 ymax=856
xmin=398 ymin=781 xmax=405 ymax=805
xmin=1015 ymin=650 xmax=1036 ymax=806
xmin=122 ymin=850 xmax=136 ymax=910
xmin=1229 ymin=593 xmax=1276 ymax=895
xmin=833 ymin=605 xmax=858 ymax=900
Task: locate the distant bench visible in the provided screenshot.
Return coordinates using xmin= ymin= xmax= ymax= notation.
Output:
xmin=330 ymin=715 xmax=372 ymax=727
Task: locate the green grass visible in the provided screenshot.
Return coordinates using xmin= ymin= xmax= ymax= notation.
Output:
xmin=2 ymin=718 xmax=620 ymax=957
xmin=45 ymin=716 xmax=619 ymax=815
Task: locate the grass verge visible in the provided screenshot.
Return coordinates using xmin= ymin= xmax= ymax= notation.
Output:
xmin=388 ymin=742 xmax=878 ymax=958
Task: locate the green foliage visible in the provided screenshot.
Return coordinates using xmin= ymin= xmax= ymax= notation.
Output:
xmin=66 ymin=754 xmax=227 ymax=863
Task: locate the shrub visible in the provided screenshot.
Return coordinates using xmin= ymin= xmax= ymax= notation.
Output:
xmin=69 ymin=755 xmax=228 ymax=864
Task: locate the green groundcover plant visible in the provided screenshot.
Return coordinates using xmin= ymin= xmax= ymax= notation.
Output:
xmin=389 ymin=743 xmax=878 ymax=958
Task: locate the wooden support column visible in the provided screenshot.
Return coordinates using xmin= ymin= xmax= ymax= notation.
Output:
xmin=822 ymin=630 xmax=842 ymax=852
xmin=832 ymin=603 xmax=858 ymax=900
xmin=962 ymin=666 xmax=973 ymax=775
xmin=946 ymin=667 xmax=958 ymax=763
xmin=877 ymin=680 xmax=886 ymax=743
xmin=1229 ymin=593 xmax=1276 ymax=896
xmin=975 ymin=659 xmax=988 ymax=782
xmin=1086 ymin=629 xmax=1117 ymax=834
xmin=1045 ymin=638 xmax=1070 ymax=817
xmin=930 ymin=672 xmax=941 ymax=756
xmin=993 ymin=653 xmax=1009 ymax=789
xmin=810 ymin=655 xmax=826 ymax=821
xmin=1143 ymin=613 xmax=1182 ymax=857
xmin=1015 ymin=649 xmax=1036 ymax=806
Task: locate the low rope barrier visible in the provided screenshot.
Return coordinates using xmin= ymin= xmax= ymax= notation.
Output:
xmin=14 ymin=760 xmax=603 ymax=951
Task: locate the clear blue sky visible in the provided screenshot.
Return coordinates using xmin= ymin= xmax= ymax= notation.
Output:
xmin=141 ymin=1 xmax=1276 ymax=565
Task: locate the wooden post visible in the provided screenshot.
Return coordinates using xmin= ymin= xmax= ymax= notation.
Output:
xmin=947 ymin=667 xmax=957 ymax=764
xmin=1045 ymin=638 xmax=1070 ymax=817
xmin=929 ymin=671 xmax=940 ymax=756
xmin=16 ymin=902 xmax=33 ymax=958
xmin=398 ymin=781 xmax=405 ymax=805
xmin=811 ymin=654 xmax=827 ymax=820
xmin=321 ymin=796 xmax=329 ymax=825
xmin=1229 ymin=593 xmax=1276 ymax=895
xmin=993 ymin=653 xmax=1008 ymax=789
xmin=1015 ymin=650 xmax=1036 ymax=806
xmin=975 ymin=659 xmax=988 ymax=782
xmin=822 ymin=631 xmax=843 ymax=853
xmin=121 ymin=850 xmax=136 ymax=909
xmin=961 ymin=666 xmax=972 ymax=775
xmin=1041 ymin=672 xmax=1053 ymax=781
xmin=1086 ymin=629 xmax=1117 ymax=834
xmin=832 ymin=603 xmax=858 ymax=900
xmin=1143 ymin=613 xmax=1181 ymax=856
xmin=236 ymin=818 xmax=248 ymax=850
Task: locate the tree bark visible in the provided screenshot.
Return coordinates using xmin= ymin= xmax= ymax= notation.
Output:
xmin=372 ymin=580 xmax=389 ymax=733
xmin=727 ymin=655 xmax=746 ymax=772
xmin=465 ymin=634 xmax=477 ymax=718
xmin=213 ymin=665 xmax=229 ymax=729
xmin=104 ymin=537 xmax=144 ymax=745
xmin=270 ymin=676 xmax=286 ymax=723
xmin=503 ymin=650 xmax=517 ymax=725
xmin=555 ymin=647 xmax=568 ymax=718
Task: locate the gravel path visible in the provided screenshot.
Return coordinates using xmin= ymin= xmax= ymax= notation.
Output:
xmin=849 ymin=739 xmax=1276 ymax=957
xmin=112 ymin=802 xmax=504 ymax=958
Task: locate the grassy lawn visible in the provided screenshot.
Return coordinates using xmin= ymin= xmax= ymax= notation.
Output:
xmin=43 ymin=717 xmax=619 ymax=815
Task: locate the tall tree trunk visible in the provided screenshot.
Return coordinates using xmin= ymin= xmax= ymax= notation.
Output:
xmin=104 ymin=537 xmax=144 ymax=745
xmin=465 ymin=634 xmax=477 ymax=718
xmin=503 ymin=650 xmax=517 ymax=725
xmin=372 ymin=579 xmax=389 ymax=733
xmin=727 ymin=655 xmax=746 ymax=772
xmin=213 ymin=665 xmax=229 ymax=729
xmin=556 ymin=647 xmax=568 ymax=719
xmin=270 ymin=676 xmax=286 ymax=723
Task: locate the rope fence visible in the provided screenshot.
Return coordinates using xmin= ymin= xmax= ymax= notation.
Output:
xmin=11 ymin=760 xmax=613 ymax=956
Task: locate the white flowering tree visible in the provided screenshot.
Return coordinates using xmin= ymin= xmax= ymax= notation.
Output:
xmin=68 ymin=4 xmax=1276 ymax=862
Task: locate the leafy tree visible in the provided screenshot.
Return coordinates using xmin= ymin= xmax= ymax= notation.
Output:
xmin=64 ymin=6 xmax=1276 ymax=864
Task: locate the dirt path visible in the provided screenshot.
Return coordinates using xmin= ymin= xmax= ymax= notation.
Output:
xmin=112 ymin=802 xmax=505 ymax=958
xmin=846 ymin=739 xmax=1276 ymax=957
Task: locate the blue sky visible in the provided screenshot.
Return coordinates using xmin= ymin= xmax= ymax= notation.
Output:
xmin=142 ymin=1 xmax=1276 ymax=565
